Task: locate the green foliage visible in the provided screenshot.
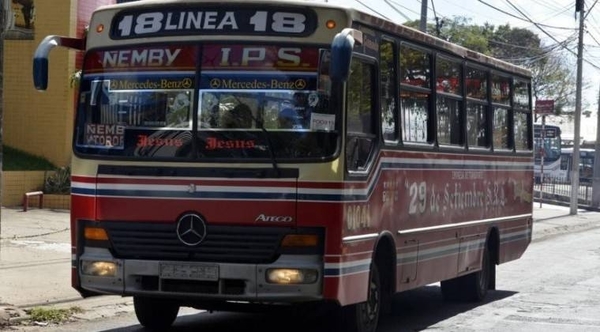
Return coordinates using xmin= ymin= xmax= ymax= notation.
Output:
xmin=27 ymin=306 xmax=83 ymax=324
xmin=1 ymin=145 xmax=56 ymax=171
xmin=44 ymin=166 xmax=71 ymax=195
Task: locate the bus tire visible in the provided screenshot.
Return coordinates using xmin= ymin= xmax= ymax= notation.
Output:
xmin=343 ymin=263 xmax=381 ymax=332
xmin=133 ymin=296 xmax=180 ymax=331
xmin=441 ymin=244 xmax=492 ymax=302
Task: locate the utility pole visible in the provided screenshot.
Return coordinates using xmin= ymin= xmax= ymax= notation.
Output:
xmin=0 ymin=0 xmax=5 ymax=246
xmin=570 ymin=1 xmax=585 ymax=215
xmin=420 ymin=0 xmax=428 ymax=32
xmin=592 ymin=85 xmax=600 ymax=208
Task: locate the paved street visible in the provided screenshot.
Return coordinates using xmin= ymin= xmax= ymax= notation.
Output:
xmin=1 ymin=203 xmax=599 ymax=329
xmin=0 ymin=207 xmax=132 ymax=326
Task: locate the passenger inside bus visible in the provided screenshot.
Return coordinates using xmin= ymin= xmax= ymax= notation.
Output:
xmin=222 ymin=103 xmax=253 ymax=128
xmin=292 ymin=92 xmax=317 ymax=128
xmin=278 ymin=107 xmax=304 ymax=129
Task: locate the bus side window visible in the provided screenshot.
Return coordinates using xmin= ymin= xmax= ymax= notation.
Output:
xmin=399 ymin=44 xmax=431 ymax=144
xmin=346 ymin=57 xmax=377 ymax=172
xmin=380 ymin=39 xmax=398 ymax=143
xmin=466 ymin=66 xmax=489 ymax=148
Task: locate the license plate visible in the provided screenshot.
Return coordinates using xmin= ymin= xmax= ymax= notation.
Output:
xmin=159 ymin=263 xmax=219 ymax=281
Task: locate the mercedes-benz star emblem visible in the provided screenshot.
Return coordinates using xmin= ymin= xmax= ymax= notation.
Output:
xmin=176 ymin=213 xmax=207 ymax=246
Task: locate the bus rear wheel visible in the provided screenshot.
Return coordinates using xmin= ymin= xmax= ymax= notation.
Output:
xmin=133 ymin=296 xmax=180 ymax=331
xmin=441 ymin=245 xmax=492 ymax=302
xmin=343 ymin=264 xmax=381 ymax=332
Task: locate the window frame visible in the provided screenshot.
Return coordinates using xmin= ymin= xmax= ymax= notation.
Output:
xmin=345 ymin=53 xmax=380 ymax=175
xmin=399 ymin=42 xmax=434 ymax=147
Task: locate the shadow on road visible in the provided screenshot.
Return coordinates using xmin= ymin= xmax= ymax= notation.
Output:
xmin=382 ymin=284 xmax=516 ymax=331
xmin=96 ymin=285 xmax=517 ymax=332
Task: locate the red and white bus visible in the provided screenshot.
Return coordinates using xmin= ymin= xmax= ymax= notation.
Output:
xmin=33 ymin=1 xmax=534 ymax=331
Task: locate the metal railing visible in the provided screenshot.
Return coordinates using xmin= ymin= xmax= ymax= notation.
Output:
xmin=534 ymin=176 xmax=595 ymax=209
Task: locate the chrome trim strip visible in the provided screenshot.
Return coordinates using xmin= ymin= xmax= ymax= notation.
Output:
xmin=397 ymin=213 xmax=532 ymax=235
xmin=342 ymin=233 xmax=379 ymax=243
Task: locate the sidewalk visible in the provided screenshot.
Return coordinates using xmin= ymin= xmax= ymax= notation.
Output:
xmin=0 ymin=207 xmax=132 ymax=325
xmin=1 ymin=203 xmax=600 ymax=325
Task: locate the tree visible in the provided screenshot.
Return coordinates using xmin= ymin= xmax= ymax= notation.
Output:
xmin=405 ymin=16 xmax=493 ymax=54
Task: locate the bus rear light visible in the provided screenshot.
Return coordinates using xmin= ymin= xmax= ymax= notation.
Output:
xmin=266 ymin=268 xmax=318 ymax=284
xmin=281 ymin=234 xmax=318 ymax=247
xmin=84 ymin=227 xmax=109 ymax=241
xmin=81 ymin=261 xmax=117 ymax=277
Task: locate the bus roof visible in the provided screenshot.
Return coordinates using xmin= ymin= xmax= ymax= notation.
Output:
xmin=91 ymin=0 xmax=531 ymax=77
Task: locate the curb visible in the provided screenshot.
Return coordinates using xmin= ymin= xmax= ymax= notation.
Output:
xmin=0 ymin=296 xmax=134 ymax=328
xmin=0 ymin=305 xmax=29 ymax=326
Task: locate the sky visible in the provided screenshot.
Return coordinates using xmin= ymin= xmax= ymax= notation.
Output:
xmin=327 ymin=0 xmax=600 ymax=140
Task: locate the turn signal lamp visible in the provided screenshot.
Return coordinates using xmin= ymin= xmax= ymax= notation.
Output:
xmin=81 ymin=261 xmax=117 ymax=277
xmin=84 ymin=227 xmax=109 ymax=241
xmin=266 ymin=268 xmax=318 ymax=284
xmin=281 ymin=234 xmax=318 ymax=247
xmin=96 ymin=24 xmax=104 ymax=33
xmin=326 ymin=20 xmax=336 ymax=29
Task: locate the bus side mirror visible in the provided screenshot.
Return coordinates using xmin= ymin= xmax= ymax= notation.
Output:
xmin=33 ymin=35 xmax=85 ymax=91
xmin=33 ymin=57 xmax=49 ymax=91
xmin=330 ymin=28 xmax=363 ymax=82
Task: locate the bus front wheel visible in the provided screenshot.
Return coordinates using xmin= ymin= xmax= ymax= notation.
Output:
xmin=133 ymin=296 xmax=180 ymax=331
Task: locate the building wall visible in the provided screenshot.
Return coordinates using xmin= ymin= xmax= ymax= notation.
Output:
xmin=3 ymin=0 xmax=114 ymax=168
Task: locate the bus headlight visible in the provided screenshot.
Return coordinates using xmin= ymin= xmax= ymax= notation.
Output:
xmin=81 ymin=261 xmax=117 ymax=277
xmin=266 ymin=268 xmax=318 ymax=284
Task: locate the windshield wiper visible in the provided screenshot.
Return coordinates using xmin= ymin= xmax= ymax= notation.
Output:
xmin=229 ymin=98 xmax=280 ymax=177
xmin=255 ymin=117 xmax=280 ymax=177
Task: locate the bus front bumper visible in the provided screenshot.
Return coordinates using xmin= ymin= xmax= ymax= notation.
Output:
xmin=78 ymin=248 xmax=323 ymax=303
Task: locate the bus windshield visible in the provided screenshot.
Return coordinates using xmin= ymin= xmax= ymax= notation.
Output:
xmin=74 ymin=44 xmax=337 ymax=161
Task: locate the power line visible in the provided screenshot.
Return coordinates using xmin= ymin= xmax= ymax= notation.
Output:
xmin=436 ymin=0 xmax=510 ymax=25
xmin=490 ymin=36 xmax=576 ymax=53
xmin=430 ymin=0 xmax=443 ymax=36
xmin=385 ymin=0 xmax=420 ymax=19
xmin=485 ymin=0 xmax=600 ymax=71
xmin=355 ymin=0 xmax=392 ymax=21
xmin=529 ymin=0 xmax=569 ymax=12
xmin=585 ymin=0 xmax=600 ymax=20
xmin=586 ymin=29 xmax=600 ymax=49
xmin=477 ymin=0 xmax=577 ymax=31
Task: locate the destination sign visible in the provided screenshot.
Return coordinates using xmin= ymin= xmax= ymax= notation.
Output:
xmin=85 ymin=46 xmax=197 ymax=73
xmin=202 ymin=45 xmax=319 ymax=71
xmin=85 ymin=124 xmax=125 ymax=149
xmin=534 ymin=128 xmax=558 ymax=139
xmin=110 ymin=6 xmax=318 ymax=39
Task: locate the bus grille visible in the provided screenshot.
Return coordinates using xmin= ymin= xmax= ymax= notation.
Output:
xmin=101 ymin=222 xmax=288 ymax=264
